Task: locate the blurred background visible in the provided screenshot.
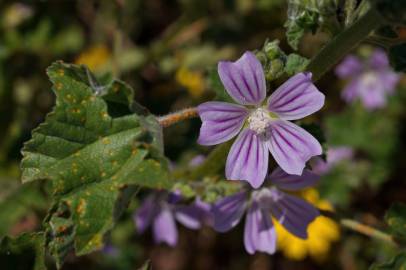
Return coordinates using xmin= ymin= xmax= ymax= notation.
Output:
xmin=0 ymin=0 xmax=405 ymax=269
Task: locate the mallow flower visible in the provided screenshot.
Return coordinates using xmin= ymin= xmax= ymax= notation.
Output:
xmin=134 ymin=192 xmax=212 ymax=246
xmin=212 ymin=167 xmax=320 ymax=255
xmin=197 ymin=51 xmax=324 ymax=188
xmin=336 ymin=48 xmax=400 ymax=110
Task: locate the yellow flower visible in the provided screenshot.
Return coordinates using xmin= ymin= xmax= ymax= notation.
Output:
xmin=275 ymin=189 xmax=340 ymax=262
xmin=75 ymin=45 xmax=111 ymax=72
xmin=175 ymin=67 xmax=205 ymax=97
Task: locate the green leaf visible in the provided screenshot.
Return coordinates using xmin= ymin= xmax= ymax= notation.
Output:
xmin=385 ymin=202 xmax=406 ymax=242
xmin=0 ymin=232 xmax=46 ymax=270
xmin=389 ymin=43 xmax=406 ymax=72
xmin=370 ymin=252 xmax=406 ymax=270
xmin=207 ymin=67 xmax=234 ymax=103
xmin=20 ymin=62 xmax=170 ymax=265
xmin=284 ymin=53 xmax=310 ymax=76
xmin=284 ymin=0 xmax=339 ymax=50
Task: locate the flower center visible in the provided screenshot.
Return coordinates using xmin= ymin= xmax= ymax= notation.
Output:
xmin=247 ymin=108 xmax=273 ymax=134
xmin=251 ymin=188 xmax=280 ymax=210
xmin=360 ymin=72 xmax=378 ymax=90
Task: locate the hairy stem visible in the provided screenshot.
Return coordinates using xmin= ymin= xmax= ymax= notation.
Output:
xmin=158 ymin=107 xmax=199 ymax=127
xmin=319 ymin=209 xmax=397 ymax=246
xmin=340 ymin=219 xmax=396 ymax=245
xmin=307 ymin=7 xmax=384 ymax=81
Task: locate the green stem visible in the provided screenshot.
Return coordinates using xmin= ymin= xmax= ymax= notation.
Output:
xmin=320 ymin=209 xmax=396 ymax=245
xmin=307 ymin=7 xmax=384 ymax=81
xmin=340 ymin=219 xmax=396 ymax=245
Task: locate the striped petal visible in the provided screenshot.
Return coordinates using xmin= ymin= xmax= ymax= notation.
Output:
xmin=226 ymin=129 xmax=269 ymax=188
xmin=244 ymin=202 xmax=277 ymax=255
xmin=267 ymin=72 xmax=325 ymax=120
xmin=134 ymin=194 xmax=157 ymax=233
xmin=153 ymin=208 xmax=178 ymax=246
xmin=212 ymin=192 xmax=247 ymax=232
xmin=175 ymin=199 xmax=212 ymax=229
xmin=268 ymin=167 xmax=319 ymax=191
xmin=268 ymin=188 xmax=319 ymax=239
xmin=267 ymin=120 xmax=322 ymax=175
xmin=218 ymin=51 xmax=266 ymax=105
xmin=198 ymin=101 xmax=248 ymax=145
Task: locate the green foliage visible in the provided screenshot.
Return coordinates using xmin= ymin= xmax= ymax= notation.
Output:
xmin=257 ymin=40 xmax=310 ymax=82
xmin=0 ymin=232 xmax=46 ymax=270
xmin=0 ymin=182 xmax=46 ymax=236
xmin=20 ymin=62 xmax=170 ymax=267
xmin=284 ymin=53 xmax=310 ymax=76
xmin=318 ymin=160 xmax=368 ymax=207
xmin=325 ymin=104 xmax=399 ymax=187
xmin=370 ymin=252 xmax=406 ymax=270
xmin=389 ymin=43 xmax=406 ymax=72
xmin=284 ymin=0 xmax=339 ymax=49
xmin=385 ymin=203 xmax=406 ymax=243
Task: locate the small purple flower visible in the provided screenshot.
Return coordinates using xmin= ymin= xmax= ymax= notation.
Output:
xmin=197 ymin=51 xmax=324 ymax=188
xmin=134 ymin=192 xmax=212 ymax=247
xmin=212 ymin=167 xmax=320 ymax=255
xmin=312 ymin=146 xmax=354 ymax=175
xmin=336 ymin=49 xmax=400 ymax=110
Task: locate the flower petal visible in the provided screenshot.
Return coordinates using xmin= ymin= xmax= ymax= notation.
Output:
xmin=153 ymin=208 xmax=178 ymax=246
xmin=244 ymin=202 xmax=277 ymax=255
xmin=267 ymin=72 xmax=325 ymax=120
xmin=218 ymin=51 xmax=266 ymax=105
xmin=378 ymin=71 xmax=400 ymax=95
xmin=212 ymin=192 xmax=247 ymax=232
xmin=342 ymin=77 xmax=362 ymax=103
xmin=268 ymin=188 xmax=319 ymax=239
xmin=226 ymin=129 xmax=269 ymax=188
xmin=368 ymin=49 xmax=389 ymax=70
xmin=268 ymin=167 xmax=320 ymax=191
xmin=197 ymin=101 xmax=248 ymax=145
xmin=175 ymin=200 xmax=212 ymax=229
xmin=335 ymin=55 xmax=362 ymax=78
xmin=134 ymin=194 xmax=157 ymax=233
xmin=268 ymin=120 xmax=322 ymax=175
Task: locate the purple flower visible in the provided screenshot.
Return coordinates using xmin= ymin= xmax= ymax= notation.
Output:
xmin=311 ymin=146 xmax=354 ymax=175
xmin=197 ymin=51 xmax=324 ymax=188
xmin=336 ymin=49 xmax=400 ymax=110
xmin=134 ymin=192 xmax=212 ymax=247
xmin=212 ymin=167 xmax=320 ymax=255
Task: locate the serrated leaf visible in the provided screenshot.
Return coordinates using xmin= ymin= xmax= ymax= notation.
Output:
xmin=370 ymin=252 xmax=406 ymax=270
xmin=284 ymin=53 xmax=310 ymax=76
xmin=20 ymin=62 xmax=170 ymax=265
xmin=385 ymin=202 xmax=406 ymax=242
xmin=0 ymin=232 xmax=46 ymax=270
xmin=284 ymin=0 xmax=339 ymax=50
